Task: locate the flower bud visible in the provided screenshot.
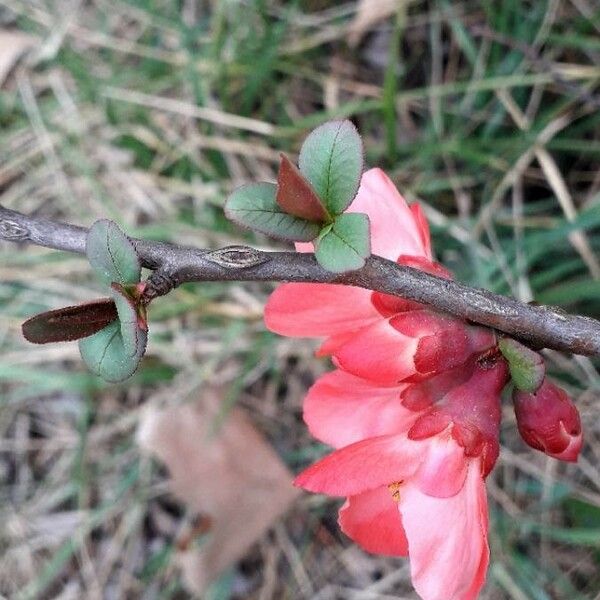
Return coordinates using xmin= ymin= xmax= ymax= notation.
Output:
xmin=513 ymin=378 xmax=582 ymax=462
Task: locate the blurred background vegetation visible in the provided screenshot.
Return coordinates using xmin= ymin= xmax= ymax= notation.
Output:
xmin=0 ymin=0 xmax=599 ymax=598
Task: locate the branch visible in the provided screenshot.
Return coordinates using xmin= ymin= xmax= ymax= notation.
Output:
xmin=1 ymin=205 xmax=599 ymax=356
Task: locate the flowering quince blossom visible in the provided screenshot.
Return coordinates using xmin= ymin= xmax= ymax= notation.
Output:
xmin=266 ymin=170 xmax=496 ymax=385
xmin=297 ymin=358 xmax=507 ymax=600
xmin=264 ymin=168 xmax=583 ymax=600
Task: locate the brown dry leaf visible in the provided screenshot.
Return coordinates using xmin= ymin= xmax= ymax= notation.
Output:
xmin=0 ymin=30 xmax=37 ymax=87
xmin=348 ymin=0 xmax=409 ymax=47
xmin=137 ymin=389 xmax=300 ymax=594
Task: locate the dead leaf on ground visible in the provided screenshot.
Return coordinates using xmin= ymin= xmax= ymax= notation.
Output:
xmin=0 ymin=30 xmax=37 ymax=88
xmin=137 ymin=389 xmax=300 ymax=594
xmin=347 ymin=0 xmax=410 ymax=47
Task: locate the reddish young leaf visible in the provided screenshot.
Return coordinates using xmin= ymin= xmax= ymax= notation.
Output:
xmin=22 ymin=298 xmax=118 ymax=344
xmin=276 ymin=154 xmax=329 ymax=222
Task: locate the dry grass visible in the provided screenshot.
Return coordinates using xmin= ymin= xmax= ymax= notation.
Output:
xmin=0 ymin=1 xmax=599 ymax=598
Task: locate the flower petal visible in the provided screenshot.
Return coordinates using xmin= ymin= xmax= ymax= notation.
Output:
xmin=347 ymin=168 xmax=430 ymax=260
xmin=401 ymin=361 xmax=476 ymax=411
xmin=304 ymin=370 xmax=416 ymax=448
xmin=333 ymin=319 xmax=418 ymax=384
xmin=408 ymin=360 xmax=507 ymax=477
xmin=550 ymin=424 xmax=583 ymax=462
xmin=391 ymin=311 xmax=495 ymax=376
xmin=400 ymin=459 xmax=489 ymax=600
xmin=414 ymin=436 xmax=468 ymax=498
xmin=370 ymin=290 xmax=424 ymax=318
xmin=339 ymin=486 xmax=409 ymax=556
xmin=264 ymin=283 xmax=377 ymax=337
xmin=315 ymin=330 xmax=358 ymax=357
xmin=410 ymin=203 xmax=432 ymax=259
xmin=295 ymin=435 xmax=422 ymax=497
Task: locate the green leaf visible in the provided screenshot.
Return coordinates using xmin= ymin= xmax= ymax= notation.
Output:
xmin=298 ymin=120 xmax=363 ymax=215
xmin=314 ymin=213 xmax=370 ymax=273
xmin=86 ymin=219 xmax=141 ymax=285
xmin=498 ymin=337 xmax=545 ymax=393
xmin=224 ymin=182 xmax=320 ymax=242
xmin=79 ymin=289 xmax=148 ymax=383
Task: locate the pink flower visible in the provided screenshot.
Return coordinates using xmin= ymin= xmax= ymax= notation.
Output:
xmin=297 ymin=358 xmax=509 ymax=600
xmin=265 ymin=169 xmax=496 ymax=384
xmin=264 ymin=167 xmax=582 ymax=599
xmin=513 ymin=378 xmax=582 ymax=461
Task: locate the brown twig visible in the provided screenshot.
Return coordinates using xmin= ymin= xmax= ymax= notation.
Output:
xmin=1 ymin=204 xmax=599 ymax=356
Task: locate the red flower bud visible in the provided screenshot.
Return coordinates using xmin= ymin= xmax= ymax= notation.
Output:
xmin=513 ymin=378 xmax=582 ymax=462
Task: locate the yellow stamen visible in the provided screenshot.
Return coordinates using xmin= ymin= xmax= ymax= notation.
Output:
xmin=388 ymin=481 xmax=403 ymax=502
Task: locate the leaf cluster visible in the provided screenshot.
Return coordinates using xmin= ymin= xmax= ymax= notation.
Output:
xmin=22 ymin=220 xmax=148 ymax=382
xmin=225 ymin=120 xmax=371 ymax=273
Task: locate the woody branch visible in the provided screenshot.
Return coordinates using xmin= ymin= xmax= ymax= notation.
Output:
xmin=1 ymin=204 xmax=599 ymax=356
